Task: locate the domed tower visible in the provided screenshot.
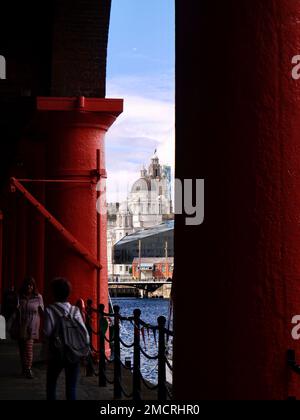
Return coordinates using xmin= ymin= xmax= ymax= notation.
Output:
xmin=140 ymin=165 xmax=147 ymax=178
xmin=148 ymin=150 xmax=161 ymax=178
xmin=126 ymin=152 xmax=173 ymax=229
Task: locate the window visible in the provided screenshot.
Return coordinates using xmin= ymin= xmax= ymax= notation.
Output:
xmin=120 ymin=266 xmax=123 ymax=272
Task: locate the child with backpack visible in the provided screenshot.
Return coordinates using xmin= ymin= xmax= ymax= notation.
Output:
xmin=44 ymin=278 xmax=90 ymax=401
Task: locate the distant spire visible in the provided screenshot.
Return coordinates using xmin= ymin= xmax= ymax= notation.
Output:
xmin=140 ymin=165 xmax=147 ymax=177
xmin=151 ymin=149 xmax=159 ymax=161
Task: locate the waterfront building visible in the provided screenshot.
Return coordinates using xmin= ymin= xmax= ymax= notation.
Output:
xmin=112 ymin=221 xmax=174 ymax=281
xmin=107 ymin=153 xmax=174 ymax=279
xmin=132 ymin=257 xmax=174 ymax=281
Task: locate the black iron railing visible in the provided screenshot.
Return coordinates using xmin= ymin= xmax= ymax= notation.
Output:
xmin=287 ymin=349 xmax=300 ymax=400
xmin=86 ymin=304 xmax=173 ymax=401
xmin=287 ymin=349 xmax=300 ymax=374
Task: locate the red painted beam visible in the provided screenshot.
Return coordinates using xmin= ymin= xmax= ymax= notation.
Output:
xmin=10 ymin=177 xmax=101 ymax=270
xmin=37 ymin=96 xmax=123 ymax=115
xmin=18 ymin=179 xmax=92 ymax=184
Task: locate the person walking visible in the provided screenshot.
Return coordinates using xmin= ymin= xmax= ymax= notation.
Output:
xmin=44 ymin=278 xmax=89 ymax=400
xmin=85 ymin=299 xmax=95 ymax=338
xmin=75 ymin=298 xmax=86 ymax=323
xmin=84 ymin=299 xmax=98 ymax=377
xmin=2 ymin=285 xmax=18 ymax=335
xmin=2 ymin=285 xmax=18 ymax=322
xmin=17 ymin=277 xmax=44 ymax=379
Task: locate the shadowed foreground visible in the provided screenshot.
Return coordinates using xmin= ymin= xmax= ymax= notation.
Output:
xmin=0 ymin=339 xmax=156 ymax=400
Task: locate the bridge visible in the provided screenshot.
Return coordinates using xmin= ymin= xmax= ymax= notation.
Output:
xmin=108 ymin=280 xmax=172 ymax=297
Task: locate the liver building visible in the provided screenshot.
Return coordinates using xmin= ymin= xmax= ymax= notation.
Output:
xmin=107 ymin=152 xmax=173 ymax=277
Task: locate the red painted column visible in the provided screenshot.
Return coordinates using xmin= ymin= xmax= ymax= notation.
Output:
xmin=38 ymin=97 xmax=123 ymax=314
xmin=8 ymin=195 xmax=17 ymax=291
xmin=26 ymin=140 xmax=46 ymax=294
xmin=15 ymin=195 xmax=28 ymax=287
xmin=27 ymin=197 xmax=45 ymax=293
xmin=9 ymin=136 xmax=46 ymax=293
xmin=175 ymin=0 xmax=300 ymax=400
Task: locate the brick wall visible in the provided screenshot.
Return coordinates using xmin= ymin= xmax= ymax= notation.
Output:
xmin=0 ymin=0 xmax=112 ymax=184
xmin=51 ymin=0 xmax=112 ymax=97
xmin=0 ymin=2 xmax=53 ymax=99
xmin=0 ymin=0 xmax=111 ymax=99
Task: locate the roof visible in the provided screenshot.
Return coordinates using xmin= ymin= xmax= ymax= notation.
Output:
xmin=115 ymin=220 xmax=174 ymax=246
xmin=131 ymin=177 xmax=151 ymax=193
xmin=132 ymin=257 xmax=174 ymax=264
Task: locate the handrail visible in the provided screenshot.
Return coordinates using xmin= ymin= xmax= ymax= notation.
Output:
xmin=92 ymin=307 xmax=173 ymax=336
xmin=86 ymin=301 xmax=173 ymax=401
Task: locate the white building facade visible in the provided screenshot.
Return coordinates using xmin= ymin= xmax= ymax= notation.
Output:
xmin=107 ymin=153 xmax=173 ymax=279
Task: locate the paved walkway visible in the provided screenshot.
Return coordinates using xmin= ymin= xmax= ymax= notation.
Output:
xmin=0 ymin=339 xmax=157 ymax=400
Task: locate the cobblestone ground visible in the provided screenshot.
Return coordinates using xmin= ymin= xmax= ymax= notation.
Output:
xmin=0 ymin=339 xmax=157 ymax=400
xmin=0 ymin=339 xmax=114 ymax=400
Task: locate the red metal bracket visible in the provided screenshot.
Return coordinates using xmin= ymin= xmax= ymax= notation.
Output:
xmin=17 ymin=179 xmax=92 ymax=184
xmin=17 ymin=169 xmax=107 ymax=184
xmin=10 ymin=177 xmax=101 ymax=270
xmin=90 ymin=169 xmax=107 ymax=180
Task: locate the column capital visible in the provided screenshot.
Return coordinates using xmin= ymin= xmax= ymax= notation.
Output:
xmin=37 ymin=96 xmax=123 ymax=115
xmin=36 ymin=96 xmax=123 ymax=131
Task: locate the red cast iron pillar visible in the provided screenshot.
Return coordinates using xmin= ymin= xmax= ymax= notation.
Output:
xmin=175 ymin=0 xmax=300 ymax=400
xmin=37 ymin=97 xmax=123 ymax=311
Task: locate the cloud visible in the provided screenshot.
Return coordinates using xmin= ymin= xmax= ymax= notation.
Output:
xmin=106 ymin=73 xmax=175 ymax=202
xmin=107 ymin=72 xmax=174 ymax=102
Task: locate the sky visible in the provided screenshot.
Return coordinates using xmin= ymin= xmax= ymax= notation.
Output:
xmin=105 ymin=0 xmax=175 ymax=203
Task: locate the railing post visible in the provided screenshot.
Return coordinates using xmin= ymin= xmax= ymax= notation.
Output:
xmin=114 ymin=305 xmax=122 ymax=399
xmin=98 ymin=304 xmax=106 ymax=387
xmin=158 ymin=316 xmax=167 ymax=401
xmin=133 ymin=308 xmax=141 ymax=401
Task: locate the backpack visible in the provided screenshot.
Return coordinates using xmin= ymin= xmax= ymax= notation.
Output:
xmin=49 ymin=304 xmax=90 ymax=364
